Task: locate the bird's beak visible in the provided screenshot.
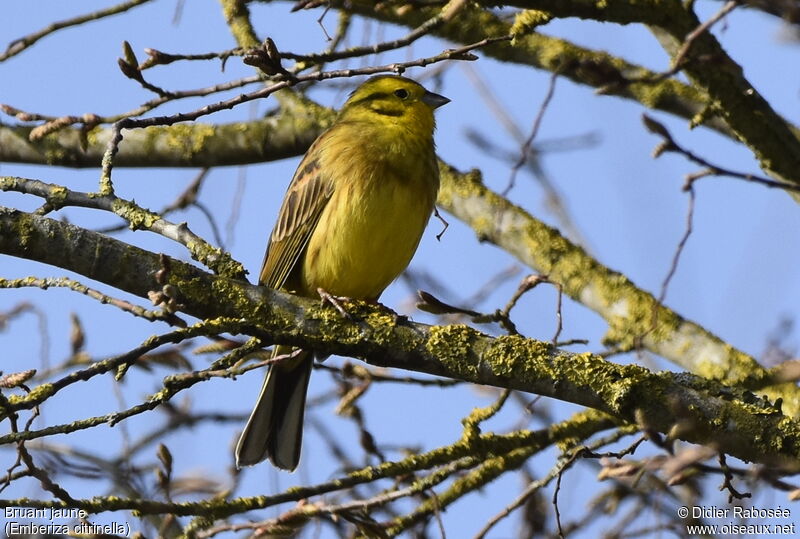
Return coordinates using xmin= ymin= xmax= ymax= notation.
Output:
xmin=422 ymin=90 xmax=450 ymax=109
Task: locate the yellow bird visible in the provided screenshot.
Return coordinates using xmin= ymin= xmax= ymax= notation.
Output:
xmin=236 ymin=75 xmax=449 ymax=470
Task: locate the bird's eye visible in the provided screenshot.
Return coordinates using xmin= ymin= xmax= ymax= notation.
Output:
xmin=394 ymin=88 xmax=409 ymax=99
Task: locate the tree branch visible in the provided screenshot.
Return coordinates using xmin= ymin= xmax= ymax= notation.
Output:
xmin=314 ymin=0 xmax=747 ymax=141
xmin=324 ymin=0 xmax=800 ymax=192
xmin=0 ymin=100 xmax=334 ymax=168
xmin=475 ymin=0 xmax=800 ymax=189
xmin=3 ymin=96 xmax=796 ymax=413
xmin=436 ymin=163 xmax=800 ymax=416
xmin=2 ymin=207 xmax=799 ymax=467
xmin=0 ymin=176 xmax=245 ymax=278
xmin=0 ymin=0 xmax=154 ymax=62
xmin=0 ymin=409 xmax=617 ymax=518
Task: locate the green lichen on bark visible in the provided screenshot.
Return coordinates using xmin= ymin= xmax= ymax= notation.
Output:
xmin=599 ymin=286 xmax=681 ymax=349
xmin=551 ymin=408 xmax=620 ymax=450
xmin=7 ymin=208 xmax=37 ymax=248
xmin=43 ymin=145 xmax=70 ymax=166
xmin=425 ymin=324 xmax=481 ymax=379
xmin=510 ymin=9 xmax=553 ymax=38
xmin=653 ymin=5 xmax=800 ymax=188
xmin=110 ymin=199 xmax=161 ymax=230
xmin=163 ymin=123 xmax=217 ymax=161
xmin=171 ymin=268 xmax=255 ymax=320
xmin=437 ymin=161 xmax=800 ymax=417
xmin=384 ymin=445 xmax=537 ymax=536
xmin=482 ymin=334 xmax=553 ymax=378
xmin=338 ymin=0 xmax=721 ymax=136
xmin=556 ymin=352 xmax=649 ymax=411
xmin=219 ymin=0 xmax=260 ymax=49
xmin=183 ymin=239 xmax=246 ymax=279
xmin=45 ymin=184 xmax=69 ymax=210
xmin=4 ymin=383 xmax=55 ymax=410
xmin=478 ymin=335 xmax=650 ymax=414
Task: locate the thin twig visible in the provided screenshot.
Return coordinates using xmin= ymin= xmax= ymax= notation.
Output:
xmin=0 ymin=176 xmax=245 ymax=278
xmin=651 ymin=185 xmax=695 ymax=340
xmin=620 ymin=0 xmax=741 ymax=87
xmin=287 ymin=0 xmax=468 ymax=66
xmin=0 ymin=276 xmax=184 ymax=325
xmin=670 ymin=1 xmax=740 ymax=75
xmin=95 ymin=35 xmax=509 ymax=196
xmin=642 ymin=114 xmax=800 ymax=193
xmin=1 ymin=0 xmax=153 ymax=62
xmin=504 ymin=71 xmax=559 ymax=195
xmin=2 ymin=75 xmax=264 ymax=141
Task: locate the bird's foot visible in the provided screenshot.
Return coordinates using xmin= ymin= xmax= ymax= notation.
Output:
xmin=317 ymin=288 xmax=353 ymax=320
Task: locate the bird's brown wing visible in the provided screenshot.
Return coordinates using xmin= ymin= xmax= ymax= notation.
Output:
xmin=259 ymin=137 xmax=335 ymax=289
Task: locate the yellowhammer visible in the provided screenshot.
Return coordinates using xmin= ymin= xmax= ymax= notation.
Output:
xmin=236 ymin=75 xmax=449 ymax=470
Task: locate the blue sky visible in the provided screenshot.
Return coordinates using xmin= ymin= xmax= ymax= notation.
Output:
xmin=2 ymin=1 xmax=800 ymax=536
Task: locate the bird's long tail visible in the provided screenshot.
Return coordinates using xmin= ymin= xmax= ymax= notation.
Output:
xmin=235 ymin=347 xmax=312 ymax=471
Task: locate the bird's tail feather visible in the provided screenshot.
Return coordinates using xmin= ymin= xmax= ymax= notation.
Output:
xmin=235 ymin=347 xmax=312 ymax=471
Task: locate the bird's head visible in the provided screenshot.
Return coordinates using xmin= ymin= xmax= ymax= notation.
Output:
xmin=339 ymin=75 xmax=449 ymax=133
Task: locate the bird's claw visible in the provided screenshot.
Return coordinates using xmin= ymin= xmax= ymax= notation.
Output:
xmin=317 ymin=288 xmax=353 ymax=320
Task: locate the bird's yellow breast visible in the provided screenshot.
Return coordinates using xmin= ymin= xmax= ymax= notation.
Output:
xmin=297 ymin=126 xmax=438 ymax=300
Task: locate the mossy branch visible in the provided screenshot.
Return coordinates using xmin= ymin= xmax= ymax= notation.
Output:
xmin=650 ymin=4 xmax=800 ymax=189
xmin=0 ymin=107 xmax=334 ymax=167
xmin=436 ymin=163 xmax=800 ymax=417
xmin=386 ymin=421 xmax=638 ymax=536
xmin=484 ymin=0 xmax=682 ymax=26
xmin=325 ymin=0 xmax=800 ymax=190
xmin=2 ymin=207 xmax=800 ymax=466
xmin=0 ymin=410 xmax=616 ymax=518
xmin=0 ymin=319 xmax=246 ymax=418
xmin=318 ymin=0 xmax=743 ymax=141
xmin=1 ymin=176 xmax=245 ymax=278
xmin=1 ymin=1 xmax=763 ymax=169
xmin=4 ymin=92 xmax=795 ymax=413
xmin=219 ymin=0 xmax=261 ymax=49
xmin=491 ymin=0 xmax=800 ymax=188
